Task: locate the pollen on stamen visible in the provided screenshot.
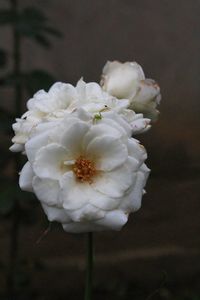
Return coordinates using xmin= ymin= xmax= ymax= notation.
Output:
xmin=73 ymin=156 xmax=96 ymax=183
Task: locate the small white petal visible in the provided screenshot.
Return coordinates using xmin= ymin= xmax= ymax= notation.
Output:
xmin=33 ymin=143 xmax=67 ymax=180
xmin=60 ymin=172 xmax=119 ymax=211
xmin=92 ymin=162 xmax=135 ymax=198
xmin=95 ymin=210 xmax=128 ymax=230
xmin=69 ymin=204 xmax=105 ymax=222
xmin=59 ymin=172 xmax=89 ymax=210
xmin=9 ymin=143 xmax=24 ymax=152
xmin=83 ymin=123 xmax=122 ymax=149
xmin=25 ymin=130 xmax=52 ymax=164
xmin=87 ymin=136 xmax=128 ymax=171
xmin=85 ymin=82 xmax=105 ymax=99
xmin=121 ymin=163 xmax=150 ymax=212
xmin=130 ymin=117 xmax=151 ymax=135
xmin=19 ymin=162 xmax=34 ymax=192
xmin=76 ymin=78 xmax=86 ymax=99
xmin=89 ymin=192 xmax=121 ymax=211
xmin=130 ymin=79 xmax=161 ymax=121
xmin=100 ymin=112 xmax=132 ymax=137
xmin=127 ymin=138 xmax=147 ymax=165
xmin=41 ymin=203 xmax=71 ymax=223
xmin=32 ymin=177 xmax=61 ymax=206
xmin=28 ymin=83 xmax=77 ymax=114
xmin=61 ymin=121 xmax=90 ymax=155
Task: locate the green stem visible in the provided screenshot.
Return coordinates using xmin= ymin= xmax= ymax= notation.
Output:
xmin=84 ymin=232 xmax=94 ymax=300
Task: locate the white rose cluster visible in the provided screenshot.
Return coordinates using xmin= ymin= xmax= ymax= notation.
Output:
xmin=10 ymin=61 xmax=161 ymax=233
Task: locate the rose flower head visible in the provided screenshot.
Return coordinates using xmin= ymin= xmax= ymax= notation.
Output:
xmin=10 ymin=76 xmax=151 ymax=233
xmin=19 ymin=108 xmax=149 ymax=233
xmin=101 ymin=61 xmax=161 ymax=122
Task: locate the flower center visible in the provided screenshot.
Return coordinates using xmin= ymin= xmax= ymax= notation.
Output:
xmin=73 ymin=156 xmax=96 ymax=183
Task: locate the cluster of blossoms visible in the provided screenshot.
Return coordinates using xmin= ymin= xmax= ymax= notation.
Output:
xmin=10 ymin=61 xmax=161 ymax=233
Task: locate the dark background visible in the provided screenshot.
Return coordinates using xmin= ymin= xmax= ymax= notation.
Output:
xmin=0 ymin=0 xmax=200 ymax=299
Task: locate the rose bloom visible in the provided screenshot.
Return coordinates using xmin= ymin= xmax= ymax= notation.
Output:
xmin=10 ymin=79 xmax=151 ymax=153
xmin=101 ymin=61 xmax=161 ymax=121
xmin=19 ymin=109 xmax=150 ymax=233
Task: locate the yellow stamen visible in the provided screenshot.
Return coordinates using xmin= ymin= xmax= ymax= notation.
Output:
xmin=73 ymin=156 xmax=96 ymax=183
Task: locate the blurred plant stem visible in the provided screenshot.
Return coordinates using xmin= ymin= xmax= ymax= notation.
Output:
xmin=85 ymin=232 xmax=94 ymax=300
xmin=7 ymin=0 xmax=22 ymax=297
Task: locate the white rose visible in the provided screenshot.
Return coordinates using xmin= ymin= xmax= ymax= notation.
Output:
xmin=9 ymin=110 xmax=45 ymax=153
xmin=10 ymin=79 xmax=150 ymax=152
xmin=130 ymin=79 xmax=161 ymax=121
xmin=101 ymin=61 xmax=161 ymax=121
xmin=19 ymin=110 xmax=150 ymax=233
xmin=10 ymin=82 xmax=77 ymax=152
xmin=101 ymin=61 xmax=145 ymax=99
xmin=26 ymin=82 xmax=77 ymax=114
xmin=76 ymin=79 xmax=151 ymax=134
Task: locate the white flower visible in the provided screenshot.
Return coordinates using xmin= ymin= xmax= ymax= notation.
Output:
xmin=101 ymin=61 xmax=161 ymax=121
xmin=10 ymin=79 xmax=150 ymax=152
xmin=75 ymin=78 xmax=129 ymax=111
xmin=130 ymin=79 xmax=161 ymax=121
xmin=19 ymin=110 xmax=150 ymax=233
xmin=120 ymin=109 xmax=151 ymax=135
xmin=10 ymin=82 xmax=77 ymax=152
xmin=101 ymin=61 xmax=145 ymax=99
xmin=76 ymin=80 xmax=151 ymax=134
xmin=26 ymin=82 xmax=77 ymax=115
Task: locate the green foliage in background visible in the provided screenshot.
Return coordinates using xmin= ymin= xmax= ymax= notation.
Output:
xmin=0 ymin=1 xmax=62 ymax=218
xmin=0 ymin=1 xmax=62 ymax=297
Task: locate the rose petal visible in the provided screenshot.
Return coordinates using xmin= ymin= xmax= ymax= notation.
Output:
xmin=32 ymin=176 xmax=61 ymax=206
xmin=41 ymin=203 xmax=71 ymax=223
xmin=19 ymin=162 xmax=34 ymax=192
xmin=127 ymin=138 xmax=147 ymax=165
xmin=33 ymin=143 xmax=67 ymax=180
xmin=60 ymin=172 xmax=119 ymax=211
xmin=25 ymin=130 xmax=52 ymax=164
xmin=91 ymin=162 xmax=135 ymax=198
xmin=60 ymin=172 xmax=90 ymax=210
xmin=120 ymin=163 xmax=150 ymax=212
xmin=83 ymin=123 xmax=122 ymax=150
xmin=10 ymin=143 xmax=24 ymax=152
xmin=69 ymin=204 xmax=105 ymax=222
xmin=95 ymin=210 xmax=128 ymax=230
xmin=61 ymin=122 xmax=90 ymax=155
xmin=87 ymin=135 xmax=128 ymax=171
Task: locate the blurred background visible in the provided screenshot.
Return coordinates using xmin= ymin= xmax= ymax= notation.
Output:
xmin=0 ymin=0 xmax=200 ymax=299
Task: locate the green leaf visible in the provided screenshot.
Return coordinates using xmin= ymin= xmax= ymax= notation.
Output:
xmin=0 ymin=9 xmax=16 ymax=25
xmin=33 ymin=34 xmax=51 ymax=48
xmin=1 ymin=70 xmax=55 ymax=94
xmin=12 ymin=7 xmax=62 ymax=48
xmin=44 ymin=26 xmax=63 ymax=38
xmin=15 ymin=6 xmax=62 ymax=47
xmin=21 ymin=7 xmax=47 ymax=24
xmin=0 ymin=49 xmax=7 ymax=68
xmin=16 ymin=7 xmax=46 ymax=37
xmin=0 ymin=7 xmax=62 ymax=49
